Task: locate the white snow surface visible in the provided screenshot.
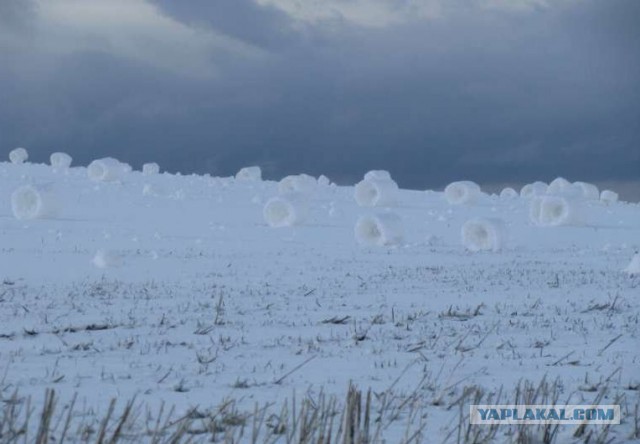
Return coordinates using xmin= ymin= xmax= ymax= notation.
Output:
xmin=1 ymin=161 xmax=639 ymax=442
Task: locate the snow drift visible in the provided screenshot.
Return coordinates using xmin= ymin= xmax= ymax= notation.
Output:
xmin=142 ymin=162 xmax=160 ymax=175
xmin=355 ymin=213 xmax=404 ymax=247
xmin=236 ymin=166 xmax=262 ymax=181
xmin=279 ymin=174 xmax=317 ymax=194
xmin=9 ymin=147 xmax=28 ymax=164
xmin=461 ymin=218 xmax=505 ymax=252
xmin=444 ymin=181 xmax=481 ymax=205
xmin=11 ymin=185 xmax=58 ymax=220
xmin=88 ymin=158 xmax=128 ymax=182
xmin=354 ymin=178 xmax=399 ymax=207
xmin=263 ymin=194 xmax=308 ymax=227
xmin=50 ymin=152 xmax=72 ymax=170
xmin=530 ymin=196 xmax=582 ymax=226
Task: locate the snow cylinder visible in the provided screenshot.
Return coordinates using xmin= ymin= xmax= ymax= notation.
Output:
xmin=11 ymin=184 xmax=58 ymax=220
xmin=444 ymin=181 xmax=481 ymax=205
xmin=9 ymin=147 xmax=28 ymax=164
xmin=520 ymin=181 xmax=548 ymax=199
xmin=50 ymin=152 xmax=72 ymax=170
xmin=278 ymin=174 xmax=317 ymax=194
xmin=355 ymin=212 xmax=404 ymax=246
xmin=573 ymin=181 xmax=600 ymax=200
xmin=263 ymin=194 xmax=308 ymax=227
xmin=142 ymin=162 xmax=160 ymax=175
xmin=364 ymin=170 xmax=392 ymax=182
xmin=88 ymin=157 xmax=127 ymax=182
xmin=236 ymin=166 xmax=262 ymax=181
xmin=530 ymin=195 xmax=581 ymax=226
xmin=547 ymin=177 xmax=571 ymax=195
xmin=499 ymin=187 xmax=518 ymax=200
xmin=461 ymin=218 xmax=506 ymax=252
xmin=355 ymin=178 xmax=399 ymax=207
xmin=600 ymin=190 xmax=619 ymax=204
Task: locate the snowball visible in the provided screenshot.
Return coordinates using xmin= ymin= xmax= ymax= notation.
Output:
xmin=278 ymin=174 xmax=317 ymax=194
xmin=364 ymin=170 xmax=392 ymax=182
xmin=354 ymin=178 xmax=399 ymax=207
xmin=530 ymin=196 xmax=581 ymax=226
xmin=520 ymin=181 xmax=547 ymax=199
xmin=92 ymin=249 xmax=121 ymax=269
xmin=623 ymin=253 xmax=640 ymax=276
xmin=461 ymin=218 xmax=505 ymax=252
xmin=444 ymin=181 xmax=481 ymax=205
xmin=355 ymin=213 xmax=404 ymax=247
xmin=9 ymin=147 xmax=28 ymax=164
xmin=547 ymin=177 xmax=571 ymax=195
xmin=600 ymin=190 xmax=619 ymax=204
xmin=499 ymin=187 xmax=518 ymax=200
xmin=88 ymin=157 xmax=127 ymax=182
xmin=142 ymin=162 xmax=160 ymax=175
xmin=573 ymin=181 xmax=599 ymax=200
xmin=11 ymin=185 xmax=58 ymax=220
xmin=236 ymin=166 xmax=262 ymax=181
xmin=263 ymin=194 xmax=308 ymax=227
xmin=50 ymin=152 xmax=72 ymax=170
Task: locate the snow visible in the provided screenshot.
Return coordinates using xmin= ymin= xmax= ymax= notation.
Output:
xmin=354 ymin=212 xmax=404 ymax=246
xmin=1 ymin=159 xmax=639 ymax=442
xmin=573 ymin=181 xmax=600 ymax=200
xmin=520 ymin=181 xmax=547 ymax=198
xmin=92 ymin=249 xmax=121 ymax=269
xmin=263 ymin=193 xmax=308 ymax=227
xmin=9 ymin=147 xmax=28 ymax=164
xmin=278 ymin=173 xmax=317 ymax=194
xmin=547 ymin=176 xmax=571 ymax=195
xmin=601 ymin=189 xmax=619 ymax=204
xmin=364 ymin=169 xmax=392 ymax=181
xmin=461 ymin=218 xmax=505 ymax=252
xmin=87 ymin=157 xmax=128 ymax=182
xmin=235 ymin=165 xmax=262 ymax=181
xmin=11 ymin=184 xmax=58 ymax=220
xmin=142 ymin=162 xmax=160 ymax=175
xmin=354 ymin=177 xmax=399 ymax=207
xmin=499 ymin=187 xmax=518 ymax=200
xmin=530 ymin=195 xmax=582 ymax=227
xmin=444 ymin=180 xmax=481 ymax=205
xmin=50 ymin=152 xmax=73 ymax=170
xmin=624 ymin=253 xmax=640 ymax=276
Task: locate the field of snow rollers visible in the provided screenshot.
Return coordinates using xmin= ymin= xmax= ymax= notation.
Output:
xmin=0 ymin=147 xmax=639 ymax=443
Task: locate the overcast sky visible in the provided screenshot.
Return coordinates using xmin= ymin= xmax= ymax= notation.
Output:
xmin=1 ymin=0 xmax=638 ymax=196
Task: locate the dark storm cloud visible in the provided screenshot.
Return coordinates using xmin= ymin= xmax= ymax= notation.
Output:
xmin=0 ymin=0 xmax=638 ymax=197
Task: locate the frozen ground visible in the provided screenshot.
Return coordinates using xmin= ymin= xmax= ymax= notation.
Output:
xmin=0 ymin=160 xmax=639 ymax=443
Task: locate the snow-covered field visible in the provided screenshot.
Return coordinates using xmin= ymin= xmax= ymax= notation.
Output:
xmin=1 ymin=157 xmax=639 ymax=443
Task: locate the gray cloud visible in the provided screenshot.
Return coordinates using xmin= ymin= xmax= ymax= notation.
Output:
xmin=1 ymin=0 xmax=638 ymax=198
